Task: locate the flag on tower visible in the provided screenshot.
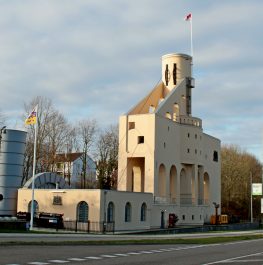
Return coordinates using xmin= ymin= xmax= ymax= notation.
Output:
xmin=184 ymin=13 xmax=192 ymax=21
xmin=25 ymin=106 xmax=37 ymax=125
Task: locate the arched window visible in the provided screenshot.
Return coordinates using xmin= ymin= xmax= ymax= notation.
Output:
xmin=77 ymin=201 xmax=89 ymax=222
xmin=28 ymin=200 xmax=39 ymax=216
xmin=140 ymin=203 xmax=147 ymax=222
xmin=107 ymin=202 xmax=115 ymax=222
xmin=125 ymin=202 xmax=131 ymax=222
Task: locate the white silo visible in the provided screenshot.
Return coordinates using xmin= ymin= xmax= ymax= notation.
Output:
xmin=0 ymin=128 xmax=27 ymax=216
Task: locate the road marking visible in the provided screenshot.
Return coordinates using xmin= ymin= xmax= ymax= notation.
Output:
xmin=67 ymin=258 xmax=86 ymax=261
xmin=48 ymin=260 xmax=69 ymax=263
xmin=150 ymin=250 xmax=164 ymax=253
xmin=85 ymin=257 xmax=102 ymax=260
xmin=27 ymin=261 xmax=49 ymax=265
xmin=100 ymin=255 xmax=117 ymax=258
xmin=202 ymin=251 xmax=263 ymax=265
xmin=114 ymin=254 xmax=129 ymax=256
xmin=159 ymin=248 xmax=173 ymax=252
xmin=127 ymin=252 xmax=142 ymax=255
xmin=139 ymin=251 xmax=154 ymax=254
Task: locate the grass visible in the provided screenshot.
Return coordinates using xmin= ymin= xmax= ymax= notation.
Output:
xmin=0 ymin=234 xmax=263 ymax=246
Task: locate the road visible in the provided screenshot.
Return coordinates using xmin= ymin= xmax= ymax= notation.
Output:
xmin=1 ymin=238 xmax=263 ymax=265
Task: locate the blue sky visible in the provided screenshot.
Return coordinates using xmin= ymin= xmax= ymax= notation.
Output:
xmin=0 ymin=0 xmax=263 ymax=162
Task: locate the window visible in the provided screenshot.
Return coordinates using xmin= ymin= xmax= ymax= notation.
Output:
xmin=125 ymin=202 xmax=131 ymax=222
xmin=195 ymin=134 xmax=197 ymax=139
xmin=0 ymin=194 xmax=3 ymax=201
xmin=187 ymin=133 xmax=190 ymax=138
xmin=192 ymin=215 xmax=194 ymax=220
xmin=187 ymin=148 xmax=190 ymax=153
xmin=28 ymin=200 xmax=39 ymax=216
xmin=182 ymin=215 xmax=185 ymax=220
xmin=129 ymin=122 xmax=135 ymax=130
xmin=173 ymin=63 xmax=177 ymax=85
xmin=140 ymin=203 xmax=147 ymax=222
xmin=77 ymin=201 xmax=89 ymax=222
xmin=138 ymin=136 xmax=144 ymax=144
xmin=53 ymin=196 xmax=62 ymax=205
xmin=164 ymin=142 xmax=166 ymax=148
xmin=107 ymin=202 xmax=114 ymax=222
xmin=195 ymin=149 xmax=197 ymax=154
xmin=213 ymin=151 xmax=218 ymax=162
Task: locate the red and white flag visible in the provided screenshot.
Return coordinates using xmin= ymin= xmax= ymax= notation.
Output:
xmin=184 ymin=13 xmax=192 ymax=21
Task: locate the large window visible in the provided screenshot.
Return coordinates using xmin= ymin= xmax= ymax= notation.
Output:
xmin=125 ymin=202 xmax=131 ymax=222
xmin=107 ymin=202 xmax=115 ymax=222
xmin=140 ymin=203 xmax=147 ymax=222
xmin=77 ymin=201 xmax=89 ymax=222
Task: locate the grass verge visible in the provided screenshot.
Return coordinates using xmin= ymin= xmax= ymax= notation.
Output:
xmin=0 ymin=234 xmax=263 ymax=246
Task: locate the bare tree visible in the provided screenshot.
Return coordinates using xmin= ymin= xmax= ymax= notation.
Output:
xmin=77 ymin=119 xmax=97 ymax=188
xmin=96 ymin=124 xmax=118 ymax=190
xmin=22 ymin=96 xmax=69 ymax=184
xmin=0 ymin=109 xmax=6 ymax=127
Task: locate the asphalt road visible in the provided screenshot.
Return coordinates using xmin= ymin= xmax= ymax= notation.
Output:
xmin=1 ymin=238 xmax=263 ymax=265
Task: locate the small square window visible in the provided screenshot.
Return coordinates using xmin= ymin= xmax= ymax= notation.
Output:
xmin=138 ymin=136 xmax=144 ymax=144
xmin=129 ymin=122 xmax=135 ymax=130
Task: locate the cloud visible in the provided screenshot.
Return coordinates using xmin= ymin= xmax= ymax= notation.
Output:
xmin=0 ymin=0 xmax=262 ymax=162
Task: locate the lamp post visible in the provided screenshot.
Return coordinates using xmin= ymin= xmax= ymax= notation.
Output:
xmin=250 ymin=172 xmax=253 ymax=223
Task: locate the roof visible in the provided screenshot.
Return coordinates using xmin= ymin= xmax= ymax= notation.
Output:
xmin=55 ymin=152 xmax=83 ymax=163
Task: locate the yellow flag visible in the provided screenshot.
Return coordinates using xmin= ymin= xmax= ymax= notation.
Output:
xmin=25 ymin=106 xmax=37 ymax=125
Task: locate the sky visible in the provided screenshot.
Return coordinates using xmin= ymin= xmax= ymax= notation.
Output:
xmin=0 ymin=0 xmax=263 ymax=162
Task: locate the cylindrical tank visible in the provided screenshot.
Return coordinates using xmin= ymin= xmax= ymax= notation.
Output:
xmin=0 ymin=129 xmax=27 ymax=216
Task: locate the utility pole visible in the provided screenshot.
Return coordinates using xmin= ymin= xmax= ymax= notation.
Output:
xmin=250 ymin=172 xmax=253 ymax=223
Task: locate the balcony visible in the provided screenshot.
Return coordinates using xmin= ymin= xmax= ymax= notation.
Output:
xmin=174 ymin=115 xmax=202 ymax=128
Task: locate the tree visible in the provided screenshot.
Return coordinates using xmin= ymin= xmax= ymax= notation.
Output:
xmin=221 ymin=145 xmax=262 ymax=221
xmin=96 ymin=124 xmax=118 ymax=190
xmin=22 ymin=96 xmax=69 ymax=184
xmin=0 ymin=110 xmax=6 ymax=127
xmin=77 ymin=119 xmax=97 ymax=188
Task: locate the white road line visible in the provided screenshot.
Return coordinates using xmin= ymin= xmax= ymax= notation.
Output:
xmin=127 ymin=252 xmax=142 ymax=255
xmin=202 ymin=251 xmax=263 ymax=265
xmin=67 ymin=258 xmax=86 ymax=261
xmin=85 ymin=257 xmax=102 ymax=260
xmin=159 ymin=249 xmax=173 ymax=252
xmin=48 ymin=260 xmax=69 ymax=264
xmin=27 ymin=261 xmax=49 ymax=265
xmin=150 ymin=250 xmax=164 ymax=253
xmin=114 ymin=254 xmax=129 ymax=257
xmin=100 ymin=255 xmax=117 ymax=258
xmin=139 ymin=251 xmax=154 ymax=254
xmin=225 ymin=260 xmax=263 ymax=262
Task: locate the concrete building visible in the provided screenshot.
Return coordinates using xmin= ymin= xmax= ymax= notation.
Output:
xmin=17 ymin=53 xmax=220 ymax=230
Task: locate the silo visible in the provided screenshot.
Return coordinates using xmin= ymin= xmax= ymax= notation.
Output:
xmin=0 ymin=129 xmax=27 ymax=216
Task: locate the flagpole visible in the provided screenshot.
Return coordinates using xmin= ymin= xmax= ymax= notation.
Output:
xmin=190 ymin=16 xmax=193 ymax=60
xmin=30 ymin=106 xmax=38 ymax=230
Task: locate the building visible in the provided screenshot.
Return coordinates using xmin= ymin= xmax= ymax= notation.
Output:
xmin=17 ymin=53 xmax=220 ymax=230
xmin=54 ymin=152 xmax=96 ymax=188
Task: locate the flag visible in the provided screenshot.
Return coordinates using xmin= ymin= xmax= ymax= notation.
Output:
xmin=25 ymin=106 xmax=37 ymax=125
xmin=184 ymin=13 xmax=192 ymax=21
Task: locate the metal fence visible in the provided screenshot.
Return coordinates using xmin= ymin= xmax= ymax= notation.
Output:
xmin=63 ymin=220 xmax=115 ymax=233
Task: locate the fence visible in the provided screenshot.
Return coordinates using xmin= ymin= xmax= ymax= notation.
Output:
xmin=63 ymin=220 xmax=115 ymax=233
